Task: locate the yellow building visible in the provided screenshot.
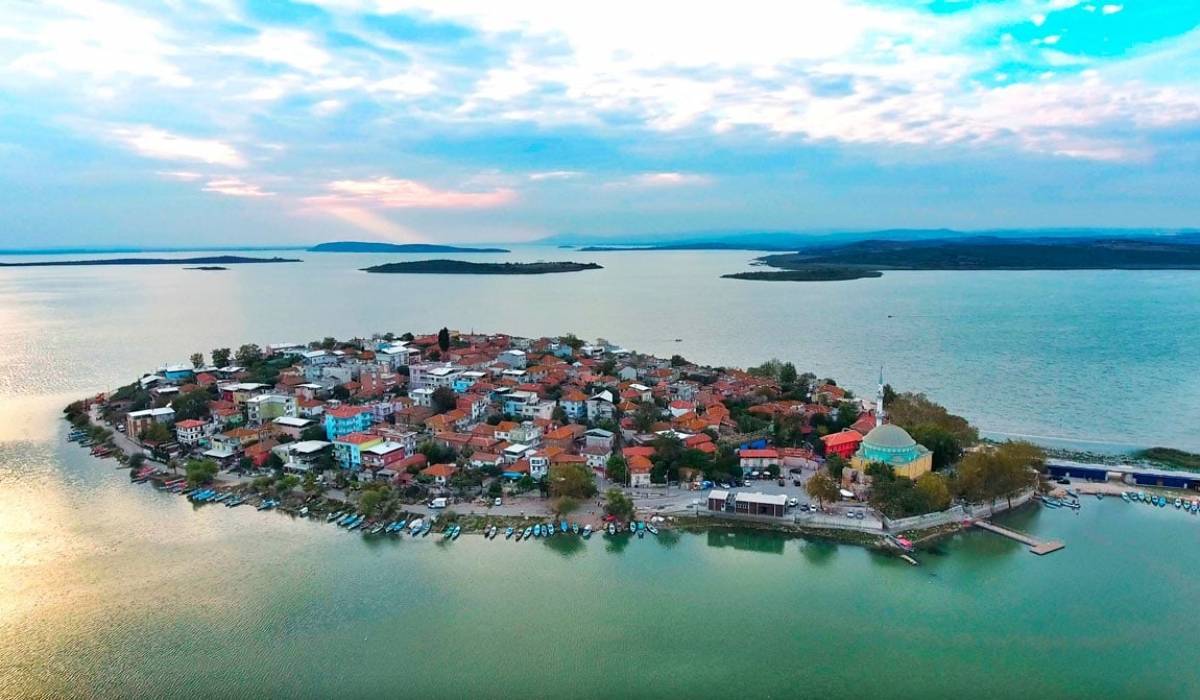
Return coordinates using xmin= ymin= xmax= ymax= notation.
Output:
xmin=850 ymin=423 xmax=933 ymax=480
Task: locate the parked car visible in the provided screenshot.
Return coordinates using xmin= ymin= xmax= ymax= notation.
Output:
xmin=493 ymin=497 xmax=502 ymax=506
xmin=787 ymin=497 xmax=799 ymax=507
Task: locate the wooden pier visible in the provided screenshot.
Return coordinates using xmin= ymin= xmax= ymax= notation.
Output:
xmin=973 ymin=520 xmax=1065 ymax=555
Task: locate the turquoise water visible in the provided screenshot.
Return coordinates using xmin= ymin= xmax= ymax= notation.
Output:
xmin=2 ymin=250 xmax=1200 ymax=697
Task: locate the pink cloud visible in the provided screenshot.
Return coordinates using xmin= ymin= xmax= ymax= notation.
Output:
xmin=308 ymin=177 xmax=516 ymax=209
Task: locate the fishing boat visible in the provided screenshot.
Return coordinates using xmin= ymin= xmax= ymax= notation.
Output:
xmin=421 ymin=522 xmax=432 ymax=536
xmin=487 ymin=525 xmax=497 ymax=539
xmin=1121 ymin=492 xmax=1130 ymax=502
xmin=1066 ymin=489 xmax=1079 ymax=499
xmin=1043 ymin=499 xmax=1060 ymax=509
xmin=1175 ymin=498 xmax=1183 ymax=509
xmin=646 ymin=524 xmax=659 ymax=536
xmin=369 ymin=524 xmax=386 ymax=535
xmin=582 ymin=524 xmax=592 ymax=539
xmin=505 ymin=527 xmax=514 ymax=539
xmin=560 ymin=520 xmax=569 ymax=533
xmin=451 ymin=525 xmax=462 ymax=540
xmin=607 ymin=522 xmax=616 ymax=536
xmin=327 ymin=511 xmax=343 ymax=522
xmin=522 ymin=526 xmax=532 ymax=540
xmin=572 ymin=522 xmax=580 ymax=535
xmin=637 ymin=527 xmax=644 ymax=539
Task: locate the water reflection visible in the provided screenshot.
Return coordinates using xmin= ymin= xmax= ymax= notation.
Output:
xmin=603 ymin=533 xmax=632 ymax=554
xmin=798 ymin=539 xmax=837 ymax=565
xmin=654 ymin=529 xmax=681 ymax=549
xmin=543 ymin=535 xmax=585 ymax=557
xmin=705 ymin=529 xmax=785 ymax=555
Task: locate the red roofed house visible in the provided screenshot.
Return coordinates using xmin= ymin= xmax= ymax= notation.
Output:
xmin=628 ymin=455 xmax=653 ymax=488
xmin=739 ymin=448 xmax=780 ymax=470
xmin=821 ymin=430 xmax=864 ymax=460
xmin=422 ymin=463 xmax=458 ymax=486
xmin=175 ymin=418 xmax=208 ymax=446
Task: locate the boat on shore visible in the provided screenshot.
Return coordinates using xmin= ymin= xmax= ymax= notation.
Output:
xmin=582 ymin=524 xmax=592 ymax=539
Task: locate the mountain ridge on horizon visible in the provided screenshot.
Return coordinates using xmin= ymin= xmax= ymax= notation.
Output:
xmin=538 ymin=228 xmax=1200 ymax=251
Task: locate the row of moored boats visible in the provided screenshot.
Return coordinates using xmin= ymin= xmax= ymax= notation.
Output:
xmin=1121 ymin=490 xmax=1200 ymax=513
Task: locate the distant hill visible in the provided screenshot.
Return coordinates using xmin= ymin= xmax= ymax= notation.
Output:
xmin=541 ymin=228 xmax=1200 ymax=251
xmin=309 ymin=241 xmax=509 ymax=253
xmin=361 ymin=259 xmax=601 ymax=275
xmin=0 ymin=255 xmax=300 ymax=268
xmin=759 ymin=237 xmax=1200 ymax=271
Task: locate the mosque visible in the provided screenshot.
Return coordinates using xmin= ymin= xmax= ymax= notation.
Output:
xmin=849 ymin=368 xmax=933 ymax=480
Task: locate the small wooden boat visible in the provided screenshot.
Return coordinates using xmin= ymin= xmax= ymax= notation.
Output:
xmin=582 ymin=524 xmax=592 ymax=539
xmin=560 ymin=520 xmax=569 ymax=533
xmin=505 ymin=527 xmax=514 ymax=539
xmin=646 ymin=524 xmax=659 ymax=535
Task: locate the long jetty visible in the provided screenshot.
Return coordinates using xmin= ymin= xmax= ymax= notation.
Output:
xmin=973 ymin=520 xmax=1065 ymax=555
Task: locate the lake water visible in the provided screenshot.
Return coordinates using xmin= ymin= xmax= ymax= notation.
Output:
xmin=2 ymin=249 xmax=1199 ymax=697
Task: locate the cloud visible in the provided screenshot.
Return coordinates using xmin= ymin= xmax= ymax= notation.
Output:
xmin=308 ymin=177 xmax=517 ymax=208
xmin=111 ymin=126 xmax=245 ymax=166
xmin=528 ymin=170 xmax=583 ymax=181
xmin=1101 ymin=4 xmax=1123 ymax=15
xmin=311 ymin=99 xmax=345 ymax=117
xmin=156 ymin=170 xmax=203 ymax=181
xmin=614 ymin=172 xmax=711 ymax=187
xmin=6 ymin=0 xmax=190 ymax=86
xmin=202 ymin=177 xmax=274 ymax=197
xmin=211 ymin=28 xmax=332 ymax=74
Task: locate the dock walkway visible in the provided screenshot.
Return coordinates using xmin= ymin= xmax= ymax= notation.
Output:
xmin=973 ymin=520 xmax=1065 ymax=555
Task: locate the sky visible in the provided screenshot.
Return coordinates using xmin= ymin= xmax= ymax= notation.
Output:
xmin=1 ymin=0 xmax=1199 ymax=247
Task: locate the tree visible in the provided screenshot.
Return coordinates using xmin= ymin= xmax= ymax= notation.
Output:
xmin=606 ymin=454 xmax=628 ymax=485
xmin=825 ymin=453 xmax=848 ymax=481
xmin=139 ymin=421 xmax=171 ymax=444
xmin=302 ymin=471 xmax=320 ymax=495
xmin=632 ymin=401 xmax=660 ymax=432
xmin=779 ymin=361 xmax=798 ymax=385
xmin=805 ymin=472 xmax=840 ymax=508
xmin=908 ymin=424 xmax=964 ymax=471
xmin=669 ymin=354 xmax=689 ymax=367
xmin=551 ymin=405 xmax=568 ymax=423
xmin=888 ymin=392 xmax=977 ymax=446
xmin=431 ymin=386 xmax=458 ymax=414
xmin=128 ymin=453 xmax=146 ymax=470
xmin=211 ymin=348 xmax=231 ymax=368
xmin=548 ymin=463 xmax=597 ymax=499
xmin=604 ymin=488 xmax=635 ymax=521
xmin=321 ymin=336 xmax=337 ymax=350
xmin=331 ymin=385 xmax=351 ymax=401
xmin=235 ymin=344 xmax=263 ymax=367
xmin=171 ymin=389 xmax=211 ymax=421
xmin=300 ymin=425 xmax=326 ymax=442
xmin=185 ymin=458 xmax=219 ymax=487
xmin=915 ymin=472 xmax=952 ymax=512
xmin=359 ymin=489 xmax=385 ymax=515
xmin=189 ymin=352 xmax=204 ymax=369
xmin=266 ymin=451 xmax=285 ymax=473
xmin=955 ymin=441 xmax=1042 ymax=507
xmin=437 ymin=327 xmax=450 ymax=353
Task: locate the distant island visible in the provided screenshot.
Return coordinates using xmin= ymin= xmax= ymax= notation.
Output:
xmin=309 ymin=241 xmax=510 ymax=253
xmin=362 ymin=260 xmax=602 ymax=275
xmin=0 ymin=255 xmax=300 ymax=268
xmin=722 ymin=236 xmax=1200 ymax=282
xmin=722 ymin=268 xmax=883 ymax=282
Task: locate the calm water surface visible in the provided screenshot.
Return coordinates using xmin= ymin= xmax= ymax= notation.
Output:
xmin=1 ymin=250 xmax=1199 ymax=698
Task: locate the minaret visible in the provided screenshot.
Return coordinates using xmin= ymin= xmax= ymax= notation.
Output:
xmin=875 ymin=365 xmax=885 ymax=427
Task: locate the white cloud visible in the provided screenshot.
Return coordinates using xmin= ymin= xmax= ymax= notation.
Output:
xmin=311 ymin=99 xmax=345 ymax=117
xmin=202 ymin=176 xmax=274 ymax=197
xmin=1101 ymin=4 xmax=1123 ymax=15
xmin=212 ymin=28 xmax=331 ymax=74
xmin=611 ymin=172 xmax=711 ymax=188
xmin=7 ymin=0 xmax=190 ymax=86
xmin=529 ymin=170 xmax=583 ymax=181
xmin=111 ymin=126 xmax=245 ymax=167
xmin=156 ymin=170 xmax=203 ymax=181
xmin=307 ymin=177 xmax=517 ymax=208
